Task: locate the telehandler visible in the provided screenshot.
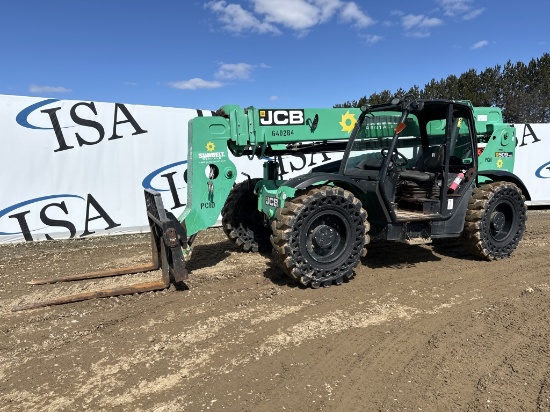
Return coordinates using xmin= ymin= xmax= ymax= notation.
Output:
xmin=14 ymin=96 xmax=529 ymax=310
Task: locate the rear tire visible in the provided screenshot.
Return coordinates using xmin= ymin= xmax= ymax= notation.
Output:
xmin=462 ymin=182 xmax=527 ymax=260
xmin=221 ymin=178 xmax=272 ymax=252
xmin=271 ymin=186 xmax=369 ymax=288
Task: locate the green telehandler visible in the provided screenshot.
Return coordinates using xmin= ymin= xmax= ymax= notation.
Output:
xmin=15 ymin=96 xmax=529 ymax=310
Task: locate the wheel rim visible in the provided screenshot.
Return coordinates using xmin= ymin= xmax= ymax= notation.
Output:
xmin=300 ymin=209 xmax=352 ymax=266
xmin=462 ymin=182 xmax=526 ymax=260
xmin=488 ymin=199 xmax=516 ymax=244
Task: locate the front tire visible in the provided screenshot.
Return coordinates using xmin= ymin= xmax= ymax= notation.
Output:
xmin=221 ymin=178 xmax=272 ymax=252
xmin=271 ymin=186 xmax=369 ymax=288
xmin=462 ymin=182 xmax=527 ymax=260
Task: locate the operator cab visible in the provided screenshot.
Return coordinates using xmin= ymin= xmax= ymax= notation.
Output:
xmin=341 ymin=98 xmax=477 ymax=232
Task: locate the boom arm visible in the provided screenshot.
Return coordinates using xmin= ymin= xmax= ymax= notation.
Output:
xmin=178 ymin=105 xmax=363 ymax=236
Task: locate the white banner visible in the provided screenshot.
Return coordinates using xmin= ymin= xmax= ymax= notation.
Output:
xmin=513 ymin=123 xmax=550 ymax=205
xmin=0 ymin=96 xmax=202 ymax=242
xmin=0 ymin=95 xmax=548 ymax=243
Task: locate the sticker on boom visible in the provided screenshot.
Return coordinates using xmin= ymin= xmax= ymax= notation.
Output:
xmin=495 ymin=152 xmax=513 ymax=158
xmin=259 ymin=109 xmax=304 ymax=126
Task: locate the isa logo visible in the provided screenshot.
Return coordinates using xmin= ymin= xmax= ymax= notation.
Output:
xmin=535 ymin=161 xmax=550 ymax=179
xmin=142 ymin=161 xmax=188 ymax=210
xmin=16 ymin=98 xmax=148 ymax=152
xmin=0 ymin=194 xmax=120 ymax=241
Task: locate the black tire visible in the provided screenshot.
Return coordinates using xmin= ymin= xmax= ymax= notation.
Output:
xmin=221 ymin=178 xmax=272 ymax=252
xmin=462 ymin=182 xmax=527 ymax=260
xmin=270 ymin=186 xmax=369 ymax=288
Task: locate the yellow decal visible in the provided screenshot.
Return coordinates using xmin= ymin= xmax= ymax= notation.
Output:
xmin=206 ymin=142 xmax=216 ymax=152
xmin=496 ymin=158 xmax=504 ymax=168
xmin=259 ymin=110 xmax=265 ymax=117
xmin=339 ymin=111 xmax=357 ymax=134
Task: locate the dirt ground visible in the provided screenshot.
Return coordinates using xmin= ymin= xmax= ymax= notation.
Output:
xmin=1 ymin=209 xmax=550 ymax=412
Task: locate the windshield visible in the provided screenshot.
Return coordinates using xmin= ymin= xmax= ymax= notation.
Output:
xmin=343 ymin=111 xmax=421 ymax=172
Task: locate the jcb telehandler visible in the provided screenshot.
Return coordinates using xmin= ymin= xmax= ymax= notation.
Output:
xmin=15 ymin=96 xmax=529 ymax=310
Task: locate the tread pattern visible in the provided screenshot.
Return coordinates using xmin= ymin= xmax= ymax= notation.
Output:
xmin=270 ymin=186 xmax=369 ymax=288
xmin=462 ymin=182 xmax=527 ymax=260
xmin=221 ymin=179 xmax=272 ymax=253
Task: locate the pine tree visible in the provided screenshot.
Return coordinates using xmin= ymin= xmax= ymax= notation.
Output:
xmin=335 ymin=53 xmax=550 ymax=123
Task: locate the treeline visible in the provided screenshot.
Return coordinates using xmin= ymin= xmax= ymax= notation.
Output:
xmin=335 ymin=53 xmax=550 ymax=124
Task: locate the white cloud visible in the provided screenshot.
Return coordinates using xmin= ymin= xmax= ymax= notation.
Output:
xmin=207 ymin=0 xmax=374 ymax=35
xmin=438 ymin=0 xmax=470 ymax=15
xmin=402 ymin=14 xmax=442 ymax=30
xmin=215 ymin=63 xmax=255 ymax=80
xmin=406 ymin=31 xmax=431 ymax=39
xmin=437 ymin=0 xmax=484 ymax=20
xmin=400 ymin=14 xmax=442 ymax=38
xmin=315 ymin=0 xmax=343 ymax=22
xmin=29 ymin=85 xmax=71 ymax=93
xmin=205 ymin=1 xmax=280 ymax=34
xmin=170 ymin=62 xmax=269 ymax=91
xmin=169 ymin=78 xmax=223 ymax=90
xmin=339 ymin=2 xmax=375 ymax=28
xmin=360 ymin=34 xmax=383 ymax=45
xmin=470 ymin=40 xmax=489 ymax=50
xmin=269 ymin=95 xmax=279 ymax=101
xmin=254 ymin=0 xmax=322 ymax=31
xmin=463 ymin=8 xmax=484 ymax=20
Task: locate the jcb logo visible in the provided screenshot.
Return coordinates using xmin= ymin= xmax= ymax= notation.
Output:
xmin=259 ymin=109 xmax=304 ymax=126
xmin=265 ymin=196 xmax=279 ymax=207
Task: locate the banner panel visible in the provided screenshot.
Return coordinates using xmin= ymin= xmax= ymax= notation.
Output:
xmin=1 ymin=95 xmax=548 ymax=244
xmin=513 ymin=123 xmax=550 ymax=205
xmin=0 ymin=96 xmax=203 ymax=242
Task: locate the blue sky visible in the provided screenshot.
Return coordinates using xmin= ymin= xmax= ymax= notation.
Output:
xmin=1 ymin=0 xmax=548 ymax=110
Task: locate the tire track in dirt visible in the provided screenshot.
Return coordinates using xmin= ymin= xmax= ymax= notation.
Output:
xmin=0 ymin=288 xmax=478 ymax=410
